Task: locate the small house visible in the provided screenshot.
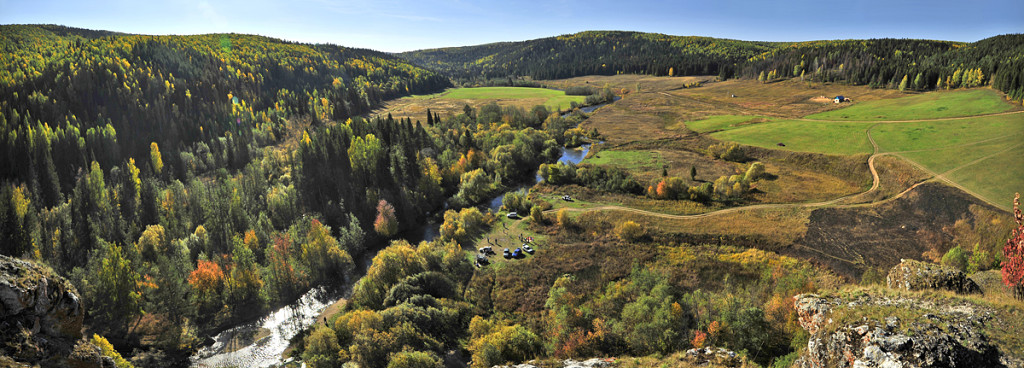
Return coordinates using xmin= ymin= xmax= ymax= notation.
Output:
xmin=834 ymin=96 xmax=846 ymax=103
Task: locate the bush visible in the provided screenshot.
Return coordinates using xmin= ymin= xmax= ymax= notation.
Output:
xmin=387 ymin=351 xmax=443 ymax=368
xmin=303 ymin=325 xmax=341 ymax=368
xmin=745 ymin=162 xmax=765 ymax=181
xmin=556 ymin=208 xmax=572 ymax=228
xmin=941 ymin=245 xmax=968 ymax=272
xmin=564 ymin=86 xmax=596 ymax=96
xmin=616 ymin=221 xmax=645 ymax=242
xmin=468 ymin=322 xmax=543 ymax=368
xmin=501 ymin=190 xmax=532 ymax=214
xmin=707 ymin=142 xmax=745 ymax=162
xmin=967 ymin=243 xmax=997 ymax=273
xmin=91 ymin=334 xmax=134 ymax=368
xmin=860 ymin=267 xmax=885 ymax=285
xmin=530 ymin=206 xmax=544 ymax=224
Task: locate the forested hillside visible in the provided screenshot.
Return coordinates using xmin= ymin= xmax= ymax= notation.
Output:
xmin=399 ymin=31 xmax=779 ymax=82
xmin=737 ymin=34 xmax=1024 ymax=99
xmin=0 ymin=24 xmax=479 ymax=353
xmin=0 ymin=24 xmax=449 ymax=194
xmin=400 ymin=31 xmax=1024 ymax=100
xmin=0 ymin=25 xmax=609 ymax=363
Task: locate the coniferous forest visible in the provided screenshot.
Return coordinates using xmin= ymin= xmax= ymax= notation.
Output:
xmin=2 ymin=24 xmax=1024 ymax=368
xmin=399 ymin=31 xmax=1024 ymax=100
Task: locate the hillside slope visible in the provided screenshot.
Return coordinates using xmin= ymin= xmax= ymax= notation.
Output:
xmin=399 ymin=31 xmax=1024 ymax=100
xmin=398 ymin=30 xmax=779 ymax=81
xmin=0 ymin=24 xmax=450 ymax=190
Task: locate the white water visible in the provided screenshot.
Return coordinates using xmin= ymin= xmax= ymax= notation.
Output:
xmin=189 ymin=100 xmax=616 ymax=367
xmin=190 ymin=287 xmax=338 ymax=368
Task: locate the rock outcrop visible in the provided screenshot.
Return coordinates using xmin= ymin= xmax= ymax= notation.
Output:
xmin=492 ymin=358 xmax=614 ymax=368
xmin=887 ymin=259 xmax=981 ymax=294
xmin=0 ymin=255 xmax=110 ymax=367
xmin=793 ymin=293 xmax=1003 ymax=368
xmin=684 ymin=347 xmax=743 ymax=367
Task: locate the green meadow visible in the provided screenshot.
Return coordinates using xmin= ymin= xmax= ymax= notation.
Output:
xmin=806 ymin=89 xmax=1014 ymax=121
xmin=423 ymin=87 xmax=586 ymax=110
xmin=682 ymin=115 xmax=771 ymax=133
xmin=706 ymin=90 xmax=1023 ymax=209
xmin=584 ymin=150 xmax=666 ymax=171
xmin=710 ymin=120 xmax=874 ymax=155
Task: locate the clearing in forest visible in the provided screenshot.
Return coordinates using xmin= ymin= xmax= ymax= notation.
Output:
xmin=375 ymin=86 xmax=586 ymax=121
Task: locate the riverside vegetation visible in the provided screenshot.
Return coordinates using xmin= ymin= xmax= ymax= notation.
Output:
xmin=1 ymin=24 xmax=1023 ymax=368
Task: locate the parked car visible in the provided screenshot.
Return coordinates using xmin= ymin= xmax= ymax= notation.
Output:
xmin=507 ymin=212 xmax=519 ymax=219
xmin=475 ymin=254 xmax=489 ymax=265
xmin=513 ymin=248 xmax=523 ymax=258
xmin=479 ymin=246 xmax=494 ymax=255
xmin=503 ymin=248 xmax=511 ymax=259
xmin=523 ymin=244 xmax=534 ymax=254
xmin=561 ymin=195 xmax=572 ymax=201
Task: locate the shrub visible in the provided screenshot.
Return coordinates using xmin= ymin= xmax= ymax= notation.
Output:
xmin=556 ymin=208 xmax=572 ymax=228
xmin=745 ymin=162 xmax=765 ymax=181
xmin=91 ymin=334 xmax=134 ymax=368
xmin=967 ymin=243 xmax=997 ymax=273
xmin=941 ymin=245 xmax=968 ymax=272
xmin=501 ymin=190 xmax=532 ymax=214
xmin=303 ymin=325 xmax=341 ymax=368
xmin=387 ymin=350 xmax=443 ymax=368
xmin=616 ymin=221 xmax=645 ymax=242
xmin=468 ymin=322 xmax=543 ymax=368
xmin=530 ymin=206 xmax=544 ymax=224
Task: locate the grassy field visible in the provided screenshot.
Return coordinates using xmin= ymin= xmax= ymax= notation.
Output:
xmin=945 ymin=148 xmax=1024 ymax=208
xmin=870 ymin=114 xmax=1024 ymax=152
xmin=373 ymin=86 xmax=586 ymax=121
xmin=438 ymin=87 xmax=585 ymax=107
xmin=806 ymin=89 xmax=1016 ymax=121
xmin=583 ymin=150 xmax=666 ymax=171
xmin=898 ymin=134 xmax=1022 ymax=173
xmin=681 ymin=114 xmax=771 ymax=133
xmin=701 ymin=89 xmax=1023 ymax=209
xmin=711 ymin=120 xmax=874 ymax=155
xmin=418 ymin=87 xmax=583 ymax=110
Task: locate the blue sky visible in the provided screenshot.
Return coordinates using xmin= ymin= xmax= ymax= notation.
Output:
xmin=1 ymin=0 xmax=1021 ymax=52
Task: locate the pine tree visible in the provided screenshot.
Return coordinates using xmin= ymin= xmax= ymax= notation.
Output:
xmin=898 ymin=74 xmax=909 ymax=91
xmin=913 ymin=73 xmax=923 ymax=90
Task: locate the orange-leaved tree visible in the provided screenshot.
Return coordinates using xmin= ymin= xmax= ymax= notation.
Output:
xmin=189 ymin=259 xmax=224 ymax=314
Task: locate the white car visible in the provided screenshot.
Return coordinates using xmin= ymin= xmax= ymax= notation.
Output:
xmin=507 ymin=212 xmax=519 ymax=219
xmin=523 ymin=244 xmax=534 ymax=254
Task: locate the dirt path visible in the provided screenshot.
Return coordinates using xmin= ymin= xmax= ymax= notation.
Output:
xmin=545 ymin=116 xmax=1015 ymax=219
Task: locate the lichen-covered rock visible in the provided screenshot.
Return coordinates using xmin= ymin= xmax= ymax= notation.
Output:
xmin=563 ymin=358 xmax=613 ymax=368
xmin=684 ymin=347 xmax=743 ymax=367
xmin=794 ymin=294 xmax=836 ymax=335
xmin=491 ymin=358 xmax=615 ymax=368
xmin=793 ymin=294 xmax=1002 ymax=368
xmin=886 ymin=259 xmax=980 ymax=294
xmin=0 ymin=255 xmax=103 ymax=367
xmin=67 ymin=338 xmax=116 ymax=368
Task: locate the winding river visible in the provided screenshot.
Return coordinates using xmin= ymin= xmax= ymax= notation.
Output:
xmin=189 ymin=101 xmax=611 ymax=368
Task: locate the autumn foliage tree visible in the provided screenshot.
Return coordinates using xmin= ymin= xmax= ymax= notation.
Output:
xmin=374 ymin=200 xmax=399 ymax=238
xmin=189 ymin=259 xmax=225 ymax=315
xmin=1002 ymin=193 xmax=1024 ymax=300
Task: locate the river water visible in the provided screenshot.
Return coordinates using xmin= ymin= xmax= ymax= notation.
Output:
xmin=190 ymin=287 xmax=338 ymax=367
xmin=189 ymin=101 xmax=612 ymax=368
